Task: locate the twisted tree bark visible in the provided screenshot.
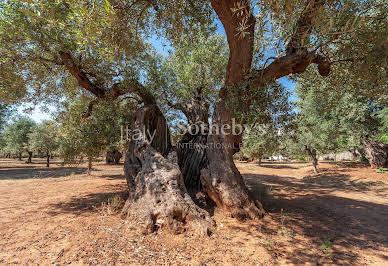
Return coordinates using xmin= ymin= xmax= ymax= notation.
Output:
xmin=199 ymin=0 xmax=265 ymax=221
xmin=200 ymin=0 xmax=330 ymax=220
xmin=123 ymin=105 xmax=215 ymax=235
xmin=201 ymin=89 xmax=265 ymax=220
xmin=361 ymin=139 xmax=388 ymax=168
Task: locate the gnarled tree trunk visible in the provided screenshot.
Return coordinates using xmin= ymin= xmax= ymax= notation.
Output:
xmin=349 ymin=148 xmax=365 ymax=161
xmin=361 ymin=139 xmax=388 ymax=168
xmin=198 ymin=0 xmax=265 ymax=221
xmin=305 ymin=146 xmax=318 ymax=173
xmin=201 ymin=89 xmax=265 ymax=221
xmin=123 ymin=104 xmax=215 ymax=235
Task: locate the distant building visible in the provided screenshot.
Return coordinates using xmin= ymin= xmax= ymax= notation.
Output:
xmin=269 ymin=155 xmax=287 ymax=161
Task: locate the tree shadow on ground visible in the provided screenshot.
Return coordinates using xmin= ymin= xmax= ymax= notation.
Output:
xmin=246 ymin=168 xmax=384 ymax=193
xmin=0 ymin=167 xmax=88 ymax=180
xmin=325 ymin=161 xmax=371 ymax=168
xmin=99 ymin=174 xmax=125 ymax=180
xmin=302 ymin=171 xmax=385 ymax=192
xmin=243 ymin=173 xmax=388 ymax=264
xmin=258 ymin=163 xmax=298 ymax=169
xmin=47 ymin=184 xmax=128 ymax=216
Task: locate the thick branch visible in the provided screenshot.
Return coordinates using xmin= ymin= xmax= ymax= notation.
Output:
xmin=59 ymin=51 xmax=106 ymax=98
xmin=250 ymin=52 xmax=330 ymax=88
xmin=165 ymin=99 xmax=186 ymax=114
xmin=211 ymin=0 xmax=255 ymax=86
xmin=82 ymin=99 xmax=98 ymax=118
xmin=249 ymin=0 xmax=331 ymax=89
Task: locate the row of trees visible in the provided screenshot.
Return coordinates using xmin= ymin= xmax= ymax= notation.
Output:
xmin=0 ymin=117 xmax=57 ymax=166
xmin=0 ymin=97 xmax=134 ymax=170
xmin=238 ymin=73 xmax=388 ymax=172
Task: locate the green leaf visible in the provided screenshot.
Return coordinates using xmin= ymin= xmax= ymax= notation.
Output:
xmin=105 ymin=0 xmax=111 ymax=13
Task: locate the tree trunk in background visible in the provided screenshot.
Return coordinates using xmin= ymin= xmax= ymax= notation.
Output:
xmin=27 ymin=151 xmax=33 ymax=164
xmin=350 ymin=148 xmax=365 ymax=161
xmin=258 ymin=157 xmax=262 ymax=165
xmin=305 ymin=146 xmax=318 ymax=173
xmin=106 ymin=150 xmax=122 ymax=164
xmin=361 ymin=139 xmax=388 ymax=168
xmin=113 ymin=151 xmax=122 ymax=164
xmin=18 ymin=153 xmax=22 ymax=161
xmin=46 ymin=152 xmax=50 ymax=167
xmin=123 ymin=105 xmax=215 ymax=235
xmin=87 ymin=157 xmax=92 ymax=175
xmin=105 ymin=153 xmax=110 ymax=164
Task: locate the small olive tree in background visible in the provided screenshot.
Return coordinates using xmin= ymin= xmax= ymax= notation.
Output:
xmin=239 ymin=124 xmax=280 ymax=164
xmin=2 ymin=116 xmax=36 ymax=162
xmin=57 ymin=96 xmax=134 ymax=174
xmin=29 ymin=121 xmax=59 ymax=167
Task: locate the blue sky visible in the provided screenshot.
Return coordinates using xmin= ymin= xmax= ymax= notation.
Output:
xmin=17 ymin=104 xmax=53 ymax=122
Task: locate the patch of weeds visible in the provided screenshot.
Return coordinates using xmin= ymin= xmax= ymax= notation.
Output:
xmin=70 ymin=172 xmax=75 ymax=177
xmin=99 ymin=194 xmax=125 ymax=215
xmin=107 ymin=195 xmax=124 ymax=210
xmin=265 ymin=239 xmax=273 ymax=251
xmin=277 ymin=226 xmax=294 ymax=237
xmin=376 ymin=168 xmax=388 ymax=174
xmin=320 ymin=235 xmax=333 ymax=255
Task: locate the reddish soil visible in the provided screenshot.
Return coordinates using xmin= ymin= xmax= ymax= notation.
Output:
xmin=0 ymin=158 xmax=387 ymax=265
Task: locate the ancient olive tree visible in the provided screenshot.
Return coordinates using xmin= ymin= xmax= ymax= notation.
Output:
xmin=1 ymin=0 xmax=387 ymax=234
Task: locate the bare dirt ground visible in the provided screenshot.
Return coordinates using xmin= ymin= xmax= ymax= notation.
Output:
xmin=0 ymin=158 xmax=387 ymax=265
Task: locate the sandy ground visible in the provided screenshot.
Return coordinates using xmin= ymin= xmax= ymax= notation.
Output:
xmin=0 ymin=158 xmax=387 ymax=265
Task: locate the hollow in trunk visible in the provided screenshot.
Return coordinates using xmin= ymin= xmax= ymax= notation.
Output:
xmin=176 ymin=88 xmax=210 ymax=193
